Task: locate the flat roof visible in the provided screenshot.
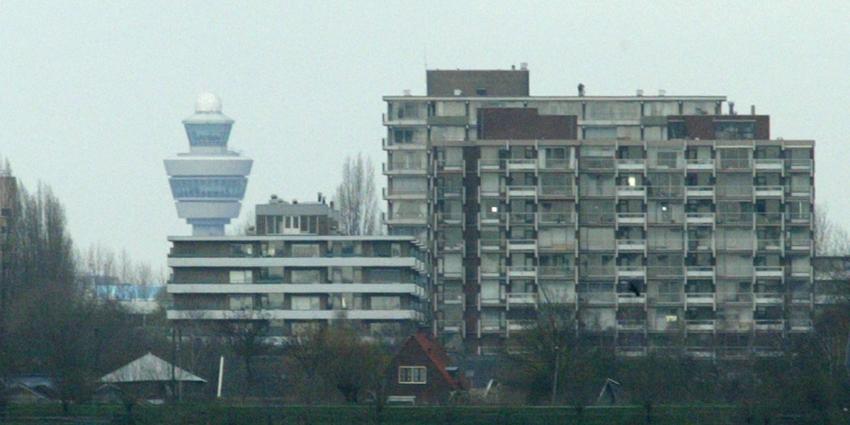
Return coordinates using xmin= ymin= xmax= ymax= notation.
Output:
xmin=384 ymin=95 xmax=727 ymax=102
xmin=168 ymin=235 xmax=419 ymax=242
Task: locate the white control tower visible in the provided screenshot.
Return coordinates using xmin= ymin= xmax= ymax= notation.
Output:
xmin=164 ymin=93 xmax=253 ymax=236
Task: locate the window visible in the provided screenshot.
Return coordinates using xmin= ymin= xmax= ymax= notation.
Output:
xmin=291 ymin=243 xmax=320 ymax=257
xmin=229 ymin=270 xmax=252 ymax=284
xmin=371 ymin=296 xmax=401 ymax=310
xmin=475 ymin=88 xmax=487 ymax=96
xmin=399 ymin=366 xmax=427 ymax=384
xmin=291 ymin=296 xmax=321 ymax=310
xmin=169 ymin=177 xmax=247 ymax=198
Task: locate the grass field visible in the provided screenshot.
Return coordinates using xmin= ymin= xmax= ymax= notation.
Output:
xmin=0 ymin=403 xmax=815 ymax=424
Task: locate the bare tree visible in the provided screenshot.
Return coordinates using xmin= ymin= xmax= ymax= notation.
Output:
xmin=216 ymin=316 xmax=271 ymax=397
xmin=815 ymin=205 xmax=850 ymax=255
xmin=335 ymin=153 xmax=379 ymax=235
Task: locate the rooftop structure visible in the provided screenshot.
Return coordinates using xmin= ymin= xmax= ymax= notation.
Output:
xmin=164 ymin=93 xmax=253 ymax=236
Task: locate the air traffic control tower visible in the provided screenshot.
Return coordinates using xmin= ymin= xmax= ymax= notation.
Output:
xmin=164 ymin=93 xmax=253 ymax=236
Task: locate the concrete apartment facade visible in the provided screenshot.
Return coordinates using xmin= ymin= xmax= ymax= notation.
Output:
xmin=166 ymin=197 xmax=429 ymax=339
xmin=382 ymin=68 xmax=815 ymax=358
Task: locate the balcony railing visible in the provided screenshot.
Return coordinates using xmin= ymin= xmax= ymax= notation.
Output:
xmin=479 ymin=238 xmax=504 ymax=251
xmin=685 ymin=292 xmax=715 ymax=304
xmin=508 ymin=212 xmax=536 ymax=226
xmin=685 ymin=319 xmax=716 ymax=331
xmin=716 ymin=212 xmax=753 ymax=226
xmin=685 ymin=186 xmax=714 ymax=197
xmin=687 ymin=239 xmax=714 ymax=253
xmin=717 ymin=292 xmax=754 ymax=304
xmin=478 ymin=159 xmax=505 ymax=172
xmin=647 ymin=266 xmax=684 ymax=279
xmin=616 ymin=212 xmax=646 ymax=225
xmin=756 ymin=238 xmax=783 ymax=251
xmin=539 ymin=159 xmax=573 ymax=171
xmin=580 ymin=157 xmax=616 ymax=170
xmin=538 ymin=212 xmax=575 ymax=225
xmin=756 ymin=213 xmax=783 ymax=225
xmin=507 ymin=158 xmax=537 ymax=170
xmin=616 ymin=158 xmax=645 ymax=170
xmin=507 ymin=185 xmax=537 ymax=198
xmin=579 ymin=267 xmax=616 ymax=279
xmin=649 ymin=292 xmax=683 ymax=304
xmin=581 ymin=213 xmax=616 ymax=225
xmin=754 ymin=293 xmax=783 ymax=304
xmin=507 ymin=266 xmax=537 ymax=279
xmin=617 ymin=319 xmax=646 ymax=331
xmin=538 ymin=185 xmax=575 ymax=197
xmin=617 ymin=266 xmax=646 ymax=279
xmin=686 ymin=266 xmax=715 ymax=278
xmin=754 ymin=319 xmax=785 ymax=331
xmin=754 ymin=266 xmax=784 ymax=278
xmin=754 ymin=158 xmax=784 ymax=170
xmin=686 ymin=158 xmax=714 ymax=169
xmin=436 ymin=319 xmax=466 ymax=334
xmin=617 ymin=185 xmax=646 ymax=197
xmin=538 ymin=266 xmax=574 ymax=278
xmin=718 ymin=158 xmax=752 ymax=170
xmin=754 ymin=185 xmax=784 ymax=197
xmin=788 ymin=159 xmax=813 ymax=171
xmin=616 ymin=239 xmax=646 ymax=252
xmin=505 ymin=320 xmax=536 ymax=336
xmin=647 ymin=186 xmax=684 ymax=198
xmin=506 ymin=292 xmax=538 ymax=308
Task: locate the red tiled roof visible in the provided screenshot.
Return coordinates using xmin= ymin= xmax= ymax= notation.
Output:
xmin=410 ymin=331 xmax=467 ymax=390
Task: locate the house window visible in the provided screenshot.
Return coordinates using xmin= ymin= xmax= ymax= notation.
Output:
xmin=399 ymin=366 xmax=427 ymax=384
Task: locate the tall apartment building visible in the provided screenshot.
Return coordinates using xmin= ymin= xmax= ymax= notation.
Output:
xmin=382 ymin=68 xmax=815 ymax=358
xmin=167 ymin=196 xmax=429 ymax=339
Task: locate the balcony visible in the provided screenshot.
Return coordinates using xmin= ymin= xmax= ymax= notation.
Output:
xmin=382 ymin=212 xmax=427 ymax=226
xmin=508 ymin=212 xmax=536 ymax=227
xmin=435 ymin=238 xmax=464 ymax=254
xmin=754 ymin=266 xmax=784 ymax=278
xmin=479 ymin=238 xmax=503 ymax=252
xmin=507 ymin=266 xmax=537 ymax=279
xmin=617 ymin=319 xmax=646 ymax=331
xmin=754 ymin=185 xmax=783 ymax=198
xmin=647 ymin=266 xmax=684 ymax=279
xmin=788 ymin=240 xmax=812 ymax=252
xmin=718 ymin=158 xmax=752 ymax=171
xmin=716 ymin=213 xmax=753 ymax=226
xmin=538 ymin=212 xmax=575 ymax=226
xmin=616 ymin=158 xmax=645 ymax=171
xmin=686 ymin=186 xmax=714 ymax=198
xmin=435 ymin=212 xmax=463 ymax=226
xmin=617 ymin=266 xmax=646 ymax=280
xmin=686 ymin=158 xmax=714 ymax=171
xmin=616 ymin=212 xmax=646 ymax=226
xmin=789 ymin=186 xmax=813 ymax=199
xmin=579 ymin=267 xmax=616 ymax=280
xmin=756 ymin=213 xmax=783 ymax=226
xmin=382 ymin=162 xmax=427 ymax=176
xmin=579 ymin=291 xmax=617 ymax=306
xmin=647 ymin=186 xmax=684 ymax=198
xmin=649 ymin=292 xmax=683 ymax=305
xmin=507 ymin=158 xmax=537 ymax=171
xmin=479 ymin=294 xmax=506 ymax=307
xmin=538 ymin=266 xmax=574 ymax=279
xmin=717 ymin=292 xmax=753 ymax=304
xmin=789 ymin=268 xmax=812 ymax=279
xmin=478 ymin=212 xmax=507 ymax=227
xmin=505 ymin=320 xmax=536 ymax=337
xmin=787 ymin=212 xmax=811 ymax=224
xmin=382 ymin=112 xmax=425 ymax=126
xmin=617 ymin=292 xmax=646 ymax=305
xmin=617 ymin=185 xmax=646 ymax=198
xmin=685 ymin=319 xmax=716 ymax=332
xmin=507 ymin=185 xmax=537 ymax=199
xmin=754 ymin=319 xmax=785 ymax=331
xmin=616 ymin=239 xmax=646 ymax=253
xmin=506 ymin=292 xmax=538 ymax=310
xmin=686 ymin=212 xmax=715 ymax=225
xmin=436 ymin=186 xmax=465 ymax=199
xmin=438 ymin=293 xmax=465 ymax=305
xmin=480 ymin=320 xmax=504 ymax=335
xmin=756 ymin=238 xmax=783 ymax=252
xmin=383 ymin=187 xmax=427 ymax=200
xmin=580 ymin=157 xmax=616 ymax=171
xmin=434 ymin=160 xmax=465 ymax=173
xmin=754 ymin=293 xmax=783 ymax=305
xmin=507 ymin=238 xmax=537 ymax=252
xmin=539 ymin=158 xmax=573 ymax=171
xmin=382 ymin=138 xmax=425 ymax=150
xmin=685 ymin=347 xmax=716 ymax=359
xmin=478 ymin=159 xmax=504 ymax=173
xmin=538 ymin=185 xmax=575 ymax=198
xmin=789 ymin=319 xmax=813 ymax=332
xmin=754 ymin=159 xmax=784 ymax=171
xmin=436 ymin=320 xmax=466 ymax=334
xmin=686 ymin=266 xmax=715 ymax=279
xmin=687 ymin=239 xmax=714 ymax=253
xmin=788 ymin=159 xmax=813 ymax=172
xmin=685 ymin=292 xmax=715 ymax=306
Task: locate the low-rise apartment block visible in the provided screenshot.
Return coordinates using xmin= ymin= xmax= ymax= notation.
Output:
xmin=166 ymin=196 xmax=429 ymax=338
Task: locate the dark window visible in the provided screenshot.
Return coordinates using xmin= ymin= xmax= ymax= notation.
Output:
xmin=667 ymin=121 xmax=687 ymax=139
xmin=476 ymin=88 xmax=487 ymax=96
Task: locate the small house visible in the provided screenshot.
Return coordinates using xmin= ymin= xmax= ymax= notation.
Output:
xmin=384 ymin=331 xmax=467 ymax=405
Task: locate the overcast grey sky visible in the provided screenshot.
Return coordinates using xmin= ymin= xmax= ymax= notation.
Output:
xmin=1 ymin=1 xmax=848 ymax=273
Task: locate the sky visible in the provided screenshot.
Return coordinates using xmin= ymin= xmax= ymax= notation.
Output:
xmin=1 ymin=1 xmax=849 ymax=274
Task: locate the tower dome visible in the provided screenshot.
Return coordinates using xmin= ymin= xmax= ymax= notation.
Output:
xmin=195 ymin=92 xmax=222 ymax=113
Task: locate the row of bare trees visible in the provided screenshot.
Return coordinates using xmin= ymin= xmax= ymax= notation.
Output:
xmin=0 ymin=161 xmax=171 ymax=411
